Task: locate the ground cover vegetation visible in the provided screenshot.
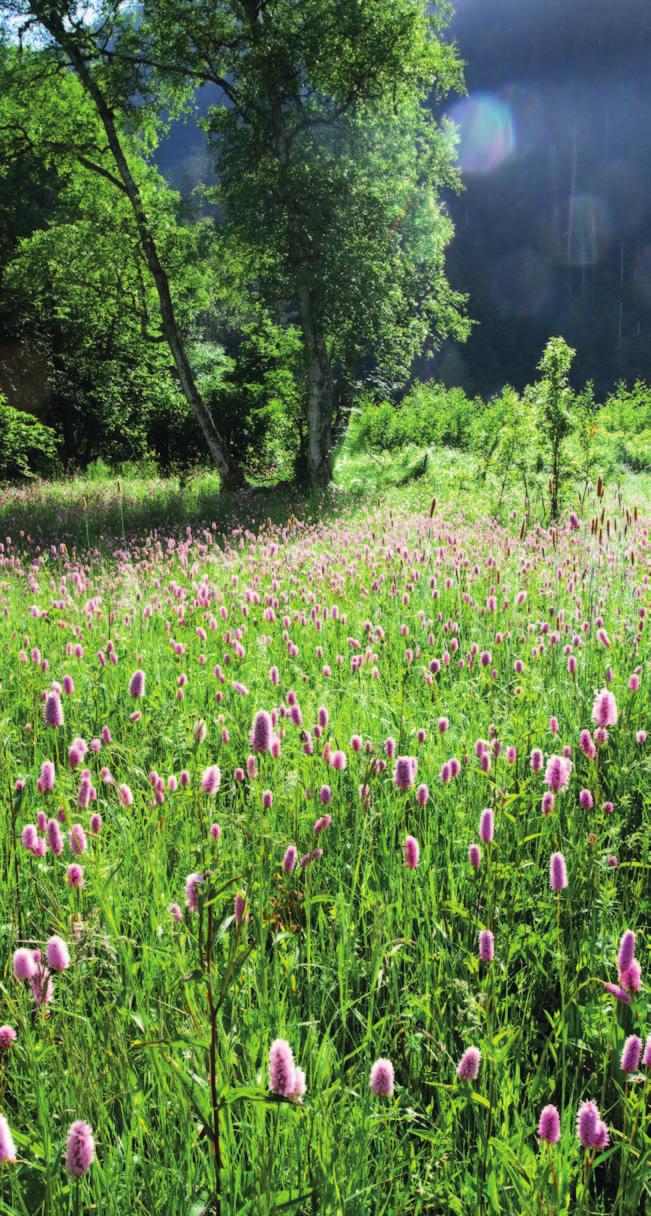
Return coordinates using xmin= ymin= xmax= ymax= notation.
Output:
xmin=0 ymin=473 xmax=647 ymax=1213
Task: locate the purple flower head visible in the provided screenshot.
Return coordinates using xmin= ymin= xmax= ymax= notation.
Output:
xmin=538 ymin=1104 xmax=561 ymax=1145
xmin=619 ymin=959 xmax=642 ymax=994
xmin=67 ymin=863 xmax=85 ymax=888
xmin=252 ymin=710 xmax=272 ymax=754
xmin=479 ymin=930 xmax=494 ymax=962
xmin=0 ymin=1115 xmax=16 ymax=1165
xmin=201 ymin=765 xmax=221 ymax=795
xmin=391 ymin=753 xmax=418 ymax=792
xmin=579 ymin=729 xmax=596 ymax=759
xmin=617 ymin=929 xmax=636 ymax=976
xmin=456 ymin=1046 xmax=481 ymax=1081
xmin=234 ymin=892 xmax=246 ymax=924
xmin=46 ymin=935 xmax=70 ymax=972
xmin=283 ymin=844 xmax=297 ymax=874
xmin=642 ymin=1034 xmax=651 ymax=1069
xmin=530 ymin=748 xmax=543 ymax=773
xmin=592 ymin=689 xmax=617 ymax=728
xmin=549 ymin=852 xmax=568 ymax=892
xmin=620 ymin=1035 xmax=642 ymax=1073
xmin=469 ymin=843 xmax=482 ymax=870
xmin=268 ymin=1039 xmax=295 ymax=1097
xmin=404 ymin=835 xmax=420 ymax=869
xmin=21 ymin=824 xmax=38 ymax=852
xmin=65 ymin=1121 xmax=95 ymax=1176
xmin=39 ymin=760 xmax=55 ymax=793
xmin=369 ymin=1058 xmax=394 ymax=1097
xmin=416 ymin=783 xmax=429 ymax=806
xmin=479 ymin=808 xmax=494 ymax=844
xmin=579 ymin=789 xmax=593 ymax=810
xmin=13 ymin=948 xmax=37 ymax=981
xmin=576 ymin=1100 xmax=604 ymax=1148
xmin=129 ymin=669 xmax=145 ymax=698
xmin=184 ymin=872 xmax=203 ymax=912
xmin=0 ymin=1025 xmax=16 ymax=1052
xmin=69 ymin=824 xmax=87 ymax=855
xmin=44 ymin=691 xmax=63 ymax=728
xmin=602 ymin=981 xmax=631 ymax=1004
xmin=544 ymin=755 xmax=572 ymax=793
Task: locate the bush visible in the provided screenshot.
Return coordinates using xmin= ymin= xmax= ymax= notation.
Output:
xmin=0 ymin=397 xmax=58 ymax=481
xmin=348 ymin=382 xmax=477 ymax=453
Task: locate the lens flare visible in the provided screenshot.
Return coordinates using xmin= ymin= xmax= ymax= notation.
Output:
xmin=563 ymin=193 xmax=611 ymax=266
xmin=447 ymin=93 xmax=515 ymax=175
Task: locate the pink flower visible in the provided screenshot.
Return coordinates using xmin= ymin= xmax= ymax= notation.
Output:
xmin=184 ymin=872 xmax=203 ymax=912
xmin=43 ymin=691 xmax=64 ymax=728
xmin=0 ymin=1026 xmax=16 ymax=1050
xmin=46 ymin=936 xmax=70 ymax=972
xmin=549 ymin=853 xmax=568 ymax=892
xmin=39 ymin=760 xmax=55 ymax=792
xmin=201 ymin=765 xmax=221 ymax=795
xmin=282 ymin=844 xmax=297 ymax=874
xmin=13 ymin=948 xmax=37 ymax=981
xmin=538 ymin=1104 xmax=561 ymax=1144
xmin=544 ymin=755 xmax=572 ymax=793
xmin=65 ymin=1121 xmax=95 ymax=1176
xmin=404 ymin=835 xmax=420 ymax=869
xmin=456 ymin=1047 xmax=481 ymax=1081
xmin=0 ymin=1114 xmax=16 ymax=1164
xmin=129 ymin=669 xmax=145 ymax=698
xmin=394 ymin=756 xmax=416 ymax=790
xmin=67 ymin=864 xmax=85 ymax=888
xmin=479 ymin=930 xmax=494 ymax=962
xmin=118 ymin=784 xmax=133 ymax=807
xmin=268 ymin=1039 xmax=296 ymax=1097
xmin=369 ymin=1058 xmax=394 ymax=1097
xmin=252 ymin=710 xmax=272 ymax=753
xmin=330 ymin=750 xmax=347 ymax=771
xmin=592 ymin=689 xmax=617 ymax=727
xmin=620 ymin=1035 xmax=642 ymax=1073
xmin=479 ymin=808 xmax=494 ymax=844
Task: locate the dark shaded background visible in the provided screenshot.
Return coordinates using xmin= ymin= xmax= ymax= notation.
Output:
xmin=433 ymin=0 xmax=651 ymax=396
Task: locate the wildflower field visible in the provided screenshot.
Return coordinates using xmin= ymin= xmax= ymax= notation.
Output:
xmin=0 ymin=480 xmax=648 ymax=1215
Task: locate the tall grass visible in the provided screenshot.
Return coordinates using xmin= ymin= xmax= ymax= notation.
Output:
xmin=0 ymin=479 xmax=647 ymax=1214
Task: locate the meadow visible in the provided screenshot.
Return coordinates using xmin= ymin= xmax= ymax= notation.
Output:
xmin=0 ymin=468 xmax=648 ymax=1215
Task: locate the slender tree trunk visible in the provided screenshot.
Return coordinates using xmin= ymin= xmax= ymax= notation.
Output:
xmin=296 ymin=283 xmax=333 ymax=488
xmin=39 ymin=12 xmax=244 ymax=489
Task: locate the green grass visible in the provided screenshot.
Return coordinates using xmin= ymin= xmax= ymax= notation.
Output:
xmin=0 ymin=469 xmax=647 ymax=1214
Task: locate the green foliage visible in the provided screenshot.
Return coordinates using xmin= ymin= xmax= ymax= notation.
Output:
xmin=0 ymin=478 xmax=647 ymax=1212
xmin=349 ymin=383 xmax=477 ymax=452
xmin=599 ymin=380 xmax=651 ymax=472
xmin=140 ymin=0 xmax=470 ymax=478
xmin=0 ymin=393 xmax=58 ymax=480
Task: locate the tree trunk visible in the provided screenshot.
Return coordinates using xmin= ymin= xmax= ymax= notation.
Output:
xmin=297 ymin=282 xmax=333 ymax=488
xmin=40 ymin=13 xmax=244 ymax=490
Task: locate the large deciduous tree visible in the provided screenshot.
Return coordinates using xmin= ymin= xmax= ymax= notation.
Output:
xmin=0 ymin=4 xmax=245 ymax=488
xmin=138 ymin=0 xmax=469 ymax=486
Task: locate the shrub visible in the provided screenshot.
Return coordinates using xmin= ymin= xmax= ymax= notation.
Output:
xmin=0 ymin=396 xmax=58 ymax=481
xmin=348 ymin=382 xmax=477 ymax=453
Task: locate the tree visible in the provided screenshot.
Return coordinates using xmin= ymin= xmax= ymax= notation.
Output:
xmin=120 ymin=0 xmax=469 ymax=485
xmin=0 ymin=10 xmax=245 ymax=487
xmin=533 ymin=336 xmax=576 ymax=521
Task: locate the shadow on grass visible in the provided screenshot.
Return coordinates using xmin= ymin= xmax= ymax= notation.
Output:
xmin=0 ymin=472 xmax=351 ymax=552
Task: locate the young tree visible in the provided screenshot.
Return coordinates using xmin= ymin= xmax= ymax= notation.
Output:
xmin=123 ymin=0 xmax=470 ymax=486
xmin=533 ymin=336 xmax=576 ymax=521
xmin=0 ymin=9 xmax=245 ymax=487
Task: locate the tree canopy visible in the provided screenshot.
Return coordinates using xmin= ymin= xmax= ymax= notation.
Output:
xmin=0 ymin=1 xmax=468 ymax=485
